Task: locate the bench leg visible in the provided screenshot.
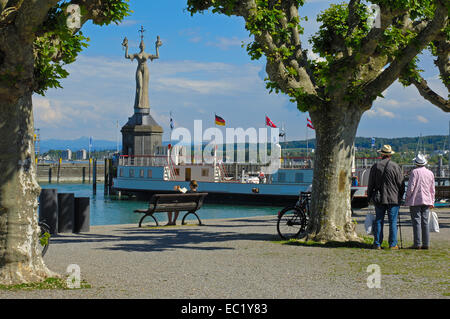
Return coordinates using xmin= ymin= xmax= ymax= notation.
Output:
xmin=181 ymin=211 xmax=203 ymax=226
xmin=138 ymin=214 xmax=159 ymax=228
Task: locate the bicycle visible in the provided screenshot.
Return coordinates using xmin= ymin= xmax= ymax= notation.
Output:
xmin=38 ymin=221 xmax=51 ymax=257
xmin=277 ymin=192 xmax=311 ymax=240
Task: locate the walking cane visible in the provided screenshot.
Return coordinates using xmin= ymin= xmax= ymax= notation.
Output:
xmin=397 ymin=207 xmax=403 ymax=249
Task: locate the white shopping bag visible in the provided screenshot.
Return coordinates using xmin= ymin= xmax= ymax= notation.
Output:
xmin=428 ymin=211 xmax=439 ymax=233
xmin=365 ymin=213 xmax=376 ymax=235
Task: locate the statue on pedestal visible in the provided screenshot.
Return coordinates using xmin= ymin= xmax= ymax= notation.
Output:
xmin=122 ymin=26 xmax=162 ymax=112
xmin=120 ymin=26 xmax=164 ymax=157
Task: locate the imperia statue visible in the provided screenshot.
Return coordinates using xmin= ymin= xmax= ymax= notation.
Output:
xmin=122 ymin=26 xmax=162 ymax=111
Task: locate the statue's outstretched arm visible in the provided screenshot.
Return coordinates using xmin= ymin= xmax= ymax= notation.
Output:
xmin=147 ymin=36 xmax=162 ymax=61
xmin=122 ymin=37 xmax=135 ymax=61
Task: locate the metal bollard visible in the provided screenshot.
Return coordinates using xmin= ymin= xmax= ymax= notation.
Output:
xmin=74 ymin=197 xmax=90 ymax=233
xmin=39 ymin=189 xmax=58 ymax=235
xmin=57 ymin=193 xmax=75 ymax=233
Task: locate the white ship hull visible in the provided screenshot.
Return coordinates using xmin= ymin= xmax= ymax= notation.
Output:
xmin=112 ymin=156 xmax=368 ymax=206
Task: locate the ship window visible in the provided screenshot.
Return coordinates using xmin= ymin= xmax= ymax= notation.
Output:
xmin=139 ymin=169 xmax=144 ymax=178
xmin=174 ymin=168 xmax=180 ymax=176
xmin=119 ymin=168 xmax=123 ymax=177
xmin=278 ymin=172 xmax=286 ymax=182
xmin=147 ymin=169 xmax=152 ymax=178
xmin=295 ymin=173 xmax=304 ymax=183
xmin=129 ymin=169 xmax=134 ymax=177
xmin=202 ymin=169 xmax=209 ymax=177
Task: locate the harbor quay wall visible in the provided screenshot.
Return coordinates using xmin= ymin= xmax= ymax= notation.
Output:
xmin=37 ymin=163 xmax=106 ymax=183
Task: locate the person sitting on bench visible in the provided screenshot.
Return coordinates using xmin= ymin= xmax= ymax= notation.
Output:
xmin=166 ymin=180 xmax=198 ymax=226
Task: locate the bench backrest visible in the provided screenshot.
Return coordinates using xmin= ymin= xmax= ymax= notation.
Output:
xmin=148 ymin=193 xmax=208 ymax=213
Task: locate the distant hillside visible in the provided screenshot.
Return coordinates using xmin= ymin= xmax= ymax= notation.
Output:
xmin=39 ymin=135 xmax=448 ymax=154
xmin=39 ymin=137 xmax=119 ymax=153
xmin=281 ymin=135 xmax=448 ymax=153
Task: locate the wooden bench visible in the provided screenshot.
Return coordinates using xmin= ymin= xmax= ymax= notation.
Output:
xmin=133 ymin=193 xmax=208 ymax=227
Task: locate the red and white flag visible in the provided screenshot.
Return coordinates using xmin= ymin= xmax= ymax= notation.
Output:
xmin=307 ymin=118 xmax=315 ymax=130
xmin=265 ymin=116 xmax=277 ymax=128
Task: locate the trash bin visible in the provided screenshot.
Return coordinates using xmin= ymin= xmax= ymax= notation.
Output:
xmin=57 ymin=193 xmax=75 ymax=233
xmin=39 ymin=189 xmax=58 ymax=235
xmin=74 ymin=197 xmax=90 ymax=233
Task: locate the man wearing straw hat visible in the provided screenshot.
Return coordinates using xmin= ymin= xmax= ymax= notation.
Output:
xmin=405 ymin=154 xmax=435 ymax=249
xmin=368 ymin=145 xmax=406 ymax=250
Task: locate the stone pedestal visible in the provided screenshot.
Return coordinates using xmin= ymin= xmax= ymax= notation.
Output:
xmin=121 ymin=109 xmax=163 ymax=156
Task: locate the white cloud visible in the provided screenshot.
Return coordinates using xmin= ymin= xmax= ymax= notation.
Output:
xmin=32 ymin=55 xmax=276 ymax=140
xmin=207 ymin=36 xmax=245 ymax=50
xmin=416 ymin=115 xmax=429 ymax=123
xmin=118 ymin=19 xmax=140 ymax=27
xmin=179 ymin=28 xmax=204 ymax=44
xmin=365 ymin=107 xmax=395 ymax=119
xmin=306 ymin=50 xmax=325 ymax=62
xmin=33 ymin=97 xmax=67 ymax=126
xmin=382 ymin=99 xmax=400 ymax=107
xmin=155 ymin=77 xmax=234 ymax=94
xmin=189 ymin=36 xmax=202 ymax=43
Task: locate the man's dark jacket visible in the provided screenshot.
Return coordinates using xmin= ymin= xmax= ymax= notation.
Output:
xmin=367 ymin=158 xmax=405 ymax=205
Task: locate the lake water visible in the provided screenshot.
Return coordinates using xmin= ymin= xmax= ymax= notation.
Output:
xmin=39 ymin=183 xmax=284 ymax=226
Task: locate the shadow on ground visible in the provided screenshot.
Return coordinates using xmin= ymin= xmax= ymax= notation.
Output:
xmin=48 ymin=217 xmax=281 ymax=253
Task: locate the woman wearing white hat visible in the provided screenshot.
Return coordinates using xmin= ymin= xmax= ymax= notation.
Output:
xmin=405 ymin=154 xmax=435 ymax=249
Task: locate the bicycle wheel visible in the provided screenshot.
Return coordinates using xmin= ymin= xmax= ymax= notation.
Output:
xmin=277 ymin=206 xmax=307 ymax=240
xmin=39 ymin=222 xmax=50 ymax=257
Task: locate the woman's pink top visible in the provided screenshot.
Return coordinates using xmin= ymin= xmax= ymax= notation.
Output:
xmin=405 ymin=166 xmax=435 ymax=206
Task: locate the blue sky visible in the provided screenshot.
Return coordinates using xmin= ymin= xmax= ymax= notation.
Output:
xmin=33 ymin=0 xmax=449 ymax=143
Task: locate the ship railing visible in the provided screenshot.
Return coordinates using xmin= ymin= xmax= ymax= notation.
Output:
xmin=119 ymin=155 xmax=168 ymax=167
xmin=281 ymin=156 xmax=312 ymax=169
xmin=167 ymin=154 xmax=177 ymax=180
xmin=218 ymin=162 xmax=227 ymax=181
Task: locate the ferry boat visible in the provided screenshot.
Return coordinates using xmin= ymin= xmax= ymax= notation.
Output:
xmin=112 ymin=145 xmax=369 ymax=206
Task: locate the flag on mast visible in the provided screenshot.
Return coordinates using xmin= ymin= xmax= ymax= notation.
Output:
xmin=307 ymin=118 xmax=315 ymax=130
xmin=215 ymin=114 xmax=226 ymax=126
xmin=265 ymin=115 xmax=277 ymax=128
xmin=279 ymin=122 xmax=286 ymax=138
xmin=170 ymin=111 xmax=174 ymax=130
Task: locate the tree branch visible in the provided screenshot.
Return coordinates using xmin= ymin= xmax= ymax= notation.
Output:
xmin=357 ymin=5 xmax=403 ymax=62
xmin=346 ymin=0 xmax=361 ymax=37
xmin=433 ymin=36 xmax=450 ymax=92
xmin=363 ymin=1 xmax=448 ymax=104
xmin=15 ymin=0 xmax=59 ymax=41
xmin=187 ymin=0 xmax=318 ymax=98
xmin=410 ymin=75 xmax=449 ymax=112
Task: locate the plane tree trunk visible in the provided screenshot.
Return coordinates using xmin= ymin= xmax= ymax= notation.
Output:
xmin=307 ymin=104 xmax=363 ymax=242
xmin=0 ymin=37 xmax=54 ymax=285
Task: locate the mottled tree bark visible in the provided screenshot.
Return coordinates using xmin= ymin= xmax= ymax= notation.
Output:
xmin=0 ymin=0 xmax=128 ymax=285
xmin=308 ymin=105 xmax=363 ymax=242
xmin=0 ymin=90 xmax=55 ymax=284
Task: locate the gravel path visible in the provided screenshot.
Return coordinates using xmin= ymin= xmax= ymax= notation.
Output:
xmin=1 ymin=206 xmax=449 ymax=299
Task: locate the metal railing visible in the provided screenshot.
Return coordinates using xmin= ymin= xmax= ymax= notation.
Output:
xmin=119 ymin=155 xmax=168 ymax=167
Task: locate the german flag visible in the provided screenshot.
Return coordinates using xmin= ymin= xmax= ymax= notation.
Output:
xmin=215 ymin=114 xmax=225 ymax=126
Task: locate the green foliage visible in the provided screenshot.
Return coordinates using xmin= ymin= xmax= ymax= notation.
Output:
xmin=0 ymin=277 xmax=91 ymax=290
xmin=34 ymin=4 xmax=90 ymax=95
xmin=187 ymin=0 xmax=447 ymax=114
xmin=310 ymin=3 xmax=370 ymax=59
xmin=39 ymin=232 xmax=50 ymax=247
xmin=281 ymin=135 xmax=448 ymax=165
xmin=371 ymin=0 xmax=436 ymax=20
xmin=398 ymin=56 xmax=423 ymax=86
xmin=33 ymin=1 xmax=130 ymax=95
xmin=90 ymin=0 xmax=131 ymax=26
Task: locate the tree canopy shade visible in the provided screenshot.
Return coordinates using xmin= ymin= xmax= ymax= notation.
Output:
xmin=187 ymin=0 xmax=449 ymax=242
xmin=0 ymin=0 xmax=130 ymax=285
